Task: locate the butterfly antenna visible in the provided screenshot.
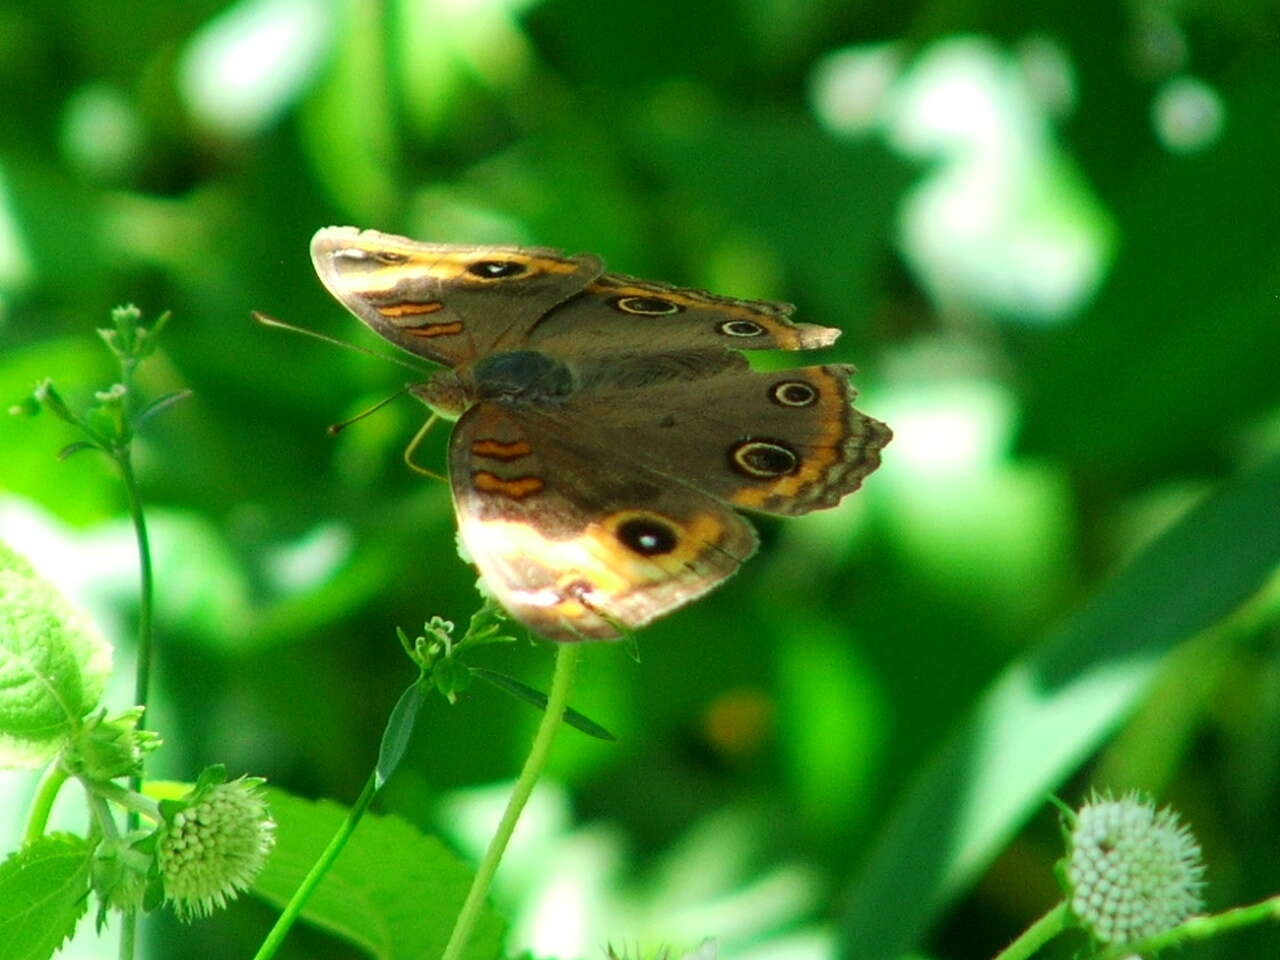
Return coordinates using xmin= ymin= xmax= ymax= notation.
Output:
xmin=251 ymin=310 xmax=426 ymax=374
xmin=326 ymin=386 xmax=412 ymax=436
xmin=404 ymin=413 xmax=447 ymax=483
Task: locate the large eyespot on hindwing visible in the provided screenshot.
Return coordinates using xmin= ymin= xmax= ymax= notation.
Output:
xmin=768 ymin=379 xmax=818 ymax=408
xmin=611 ymin=295 xmax=682 ymax=316
xmin=729 ymin=438 xmax=800 ymax=479
xmin=717 ymin=319 xmax=766 ymax=338
xmin=467 ymin=259 xmax=528 ymax=279
xmin=611 ymin=512 xmax=680 ymax=557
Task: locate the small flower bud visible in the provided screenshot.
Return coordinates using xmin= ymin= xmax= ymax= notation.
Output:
xmin=1066 ymin=792 xmax=1205 ymax=945
xmin=66 ymin=707 xmax=160 ymax=781
xmin=100 ymin=304 xmax=142 ymax=356
xmin=34 ymin=379 xmax=79 ymax=425
xmin=83 ymin=382 xmax=130 ymax=446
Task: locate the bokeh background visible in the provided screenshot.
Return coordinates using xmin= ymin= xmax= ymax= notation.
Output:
xmin=2 ymin=1 xmax=1278 ymax=958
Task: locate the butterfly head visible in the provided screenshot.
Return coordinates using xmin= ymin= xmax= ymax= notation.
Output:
xmin=410 ymin=371 xmax=469 ymax=420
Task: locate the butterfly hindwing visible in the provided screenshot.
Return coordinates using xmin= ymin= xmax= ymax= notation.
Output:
xmin=451 ymin=401 xmax=759 ymax=641
xmin=560 ymin=360 xmax=892 ymax=516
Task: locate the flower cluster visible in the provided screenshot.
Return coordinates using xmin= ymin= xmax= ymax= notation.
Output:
xmin=157 ymin=775 xmax=277 ymax=921
xmin=1066 ymin=792 xmax=1205 ymax=945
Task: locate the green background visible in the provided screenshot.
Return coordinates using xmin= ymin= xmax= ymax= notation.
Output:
xmin=1 ymin=0 xmax=1278 ymax=958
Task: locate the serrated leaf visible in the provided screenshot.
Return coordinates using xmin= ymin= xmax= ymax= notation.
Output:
xmin=470 ymin=667 xmax=616 ymax=741
xmin=376 ymin=680 xmax=424 ymax=789
xmin=0 ymin=833 xmax=93 ymax=960
xmin=0 ymin=540 xmax=112 ymax=768
xmin=252 ymin=788 xmax=504 ymax=960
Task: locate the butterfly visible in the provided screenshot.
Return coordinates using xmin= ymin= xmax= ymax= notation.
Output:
xmin=310 ymin=226 xmax=891 ymax=642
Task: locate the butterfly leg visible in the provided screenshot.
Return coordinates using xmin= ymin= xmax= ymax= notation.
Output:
xmin=403 ymin=413 xmax=447 ymax=483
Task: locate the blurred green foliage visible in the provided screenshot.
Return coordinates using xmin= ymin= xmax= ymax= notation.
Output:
xmin=1 ymin=0 xmax=1278 ymax=958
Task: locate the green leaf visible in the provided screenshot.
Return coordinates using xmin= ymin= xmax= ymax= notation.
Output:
xmin=55 ymin=441 xmax=98 ymax=461
xmin=194 ymin=763 xmax=227 ymax=793
xmin=838 ymin=452 xmax=1280 ymax=959
xmin=0 ymin=833 xmax=93 ymax=960
xmin=376 ymin=680 xmax=424 ymax=789
xmin=0 ymin=539 xmax=111 ymax=767
xmin=252 ymin=788 xmax=504 ymax=960
xmin=135 ymin=388 xmax=192 ymax=425
xmin=470 ymin=667 xmax=617 ymax=742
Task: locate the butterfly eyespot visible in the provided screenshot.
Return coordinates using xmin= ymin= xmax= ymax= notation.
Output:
xmin=719 ymin=319 xmax=766 ymax=337
xmin=616 ymin=516 xmax=679 ymax=556
xmin=729 ymin=439 xmax=799 ymax=478
xmin=613 ymin=295 xmax=681 ymax=315
xmin=770 ymin=380 xmax=818 ymax=407
xmin=468 ymin=260 xmax=527 ymax=279
xmin=373 ymin=250 xmax=409 ymax=264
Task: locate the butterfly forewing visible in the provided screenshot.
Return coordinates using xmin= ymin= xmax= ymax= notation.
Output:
xmin=310 ymin=227 xmax=603 ymax=369
xmin=524 ymin=273 xmax=841 ymax=360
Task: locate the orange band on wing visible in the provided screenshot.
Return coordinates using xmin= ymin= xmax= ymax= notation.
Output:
xmin=471 ymin=439 xmax=533 ymax=461
xmin=403 ymin=321 xmax=464 ymax=338
xmin=472 ymin=471 xmax=544 ymax=499
xmin=376 ymin=301 xmax=444 ymax=318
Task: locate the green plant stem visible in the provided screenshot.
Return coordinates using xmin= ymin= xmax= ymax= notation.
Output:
xmin=116 ymin=451 xmax=153 ymax=960
xmin=86 ymin=789 xmax=138 ymax=960
xmin=1096 ymin=894 xmax=1280 ymax=959
xmin=22 ymin=760 xmax=69 ymax=846
xmin=118 ymin=914 xmax=136 ymax=960
xmin=251 ymin=772 xmax=379 ymax=960
xmin=441 ymin=642 xmax=581 ymax=960
xmin=991 ymin=902 xmax=1070 ymax=960
xmin=117 ymin=454 xmax=154 ymax=735
xmin=93 ymin=780 xmax=162 ymax=822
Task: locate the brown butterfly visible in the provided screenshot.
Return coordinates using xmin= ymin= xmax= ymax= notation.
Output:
xmin=310 ymin=227 xmax=891 ymax=641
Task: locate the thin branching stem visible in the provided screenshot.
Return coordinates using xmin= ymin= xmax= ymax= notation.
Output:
xmin=252 ymin=772 xmax=379 ymax=960
xmin=1095 ymin=895 xmax=1280 ymax=959
xmin=990 ymin=902 xmax=1070 ymax=960
xmin=117 ymin=454 xmax=154 ymax=736
xmin=22 ymin=760 xmax=69 ymax=846
xmin=115 ymin=449 xmax=154 ymax=960
xmin=93 ymin=780 xmax=163 ymax=822
xmin=441 ymin=642 xmax=581 ymax=960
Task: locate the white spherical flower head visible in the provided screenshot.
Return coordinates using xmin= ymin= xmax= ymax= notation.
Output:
xmin=1067 ymin=792 xmax=1205 ymax=945
xmin=158 ymin=778 xmax=276 ymax=921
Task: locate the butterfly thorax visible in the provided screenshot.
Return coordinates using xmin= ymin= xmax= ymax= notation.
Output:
xmin=412 ymin=350 xmax=574 ymax=420
xmin=470 ymin=350 xmax=573 ymax=405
